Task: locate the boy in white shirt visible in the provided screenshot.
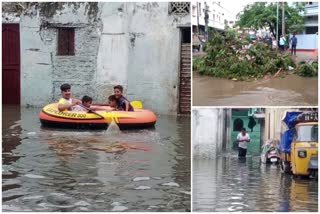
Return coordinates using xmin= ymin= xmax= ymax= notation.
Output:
xmin=237 ymin=128 xmax=251 ymax=158
xmin=57 ymin=83 xmax=81 ymax=111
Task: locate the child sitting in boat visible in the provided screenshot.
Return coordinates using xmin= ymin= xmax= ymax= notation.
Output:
xmin=58 ymin=83 xmax=81 ymax=111
xmin=74 ymin=95 xmax=115 ymax=112
xmin=108 ymin=95 xmax=118 ymax=110
xmin=73 ymin=95 xmax=93 ymax=111
xmin=113 ymin=85 xmax=134 ymax=111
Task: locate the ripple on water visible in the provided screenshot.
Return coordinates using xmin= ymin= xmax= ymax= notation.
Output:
xmin=2 ymin=107 xmax=191 ymax=212
xmin=134 ymin=186 xmax=151 ymax=190
xmin=133 ymin=177 xmax=150 ymax=181
xmin=24 ymin=174 xmax=46 ymax=179
xmin=112 ymin=206 xmax=129 ymax=211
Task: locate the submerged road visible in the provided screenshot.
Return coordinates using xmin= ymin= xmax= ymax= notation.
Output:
xmin=193 ymin=154 xmax=318 ymax=212
xmin=2 ymin=105 xmax=191 ymax=212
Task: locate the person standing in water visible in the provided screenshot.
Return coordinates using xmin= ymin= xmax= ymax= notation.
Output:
xmin=237 ymin=128 xmax=251 ymax=158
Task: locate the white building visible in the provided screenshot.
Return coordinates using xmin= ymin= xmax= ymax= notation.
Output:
xmin=191 ymin=1 xmax=236 ymax=34
xmin=294 ymin=1 xmax=318 ymax=51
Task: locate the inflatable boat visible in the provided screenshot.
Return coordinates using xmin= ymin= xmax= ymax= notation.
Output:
xmin=39 ymin=103 xmax=157 ymax=129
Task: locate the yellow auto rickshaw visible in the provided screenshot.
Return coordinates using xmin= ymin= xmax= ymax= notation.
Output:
xmin=279 ymin=111 xmax=318 ymax=178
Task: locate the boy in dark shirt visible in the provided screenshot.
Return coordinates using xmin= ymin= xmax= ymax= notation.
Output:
xmin=113 ymin=85 xmax=134 ymax=111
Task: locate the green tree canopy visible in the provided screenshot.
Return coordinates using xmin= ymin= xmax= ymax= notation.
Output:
xmin=236 ymin=2 xmax=305 ymax=38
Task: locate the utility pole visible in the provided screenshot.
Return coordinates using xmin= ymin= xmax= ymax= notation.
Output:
xmin=197 ymin=2 xmax=200 ymax=35
xmin=204 ymin=2 xmax=209 ymax=41
xmin=282 ymin=2 xmax=285 ymax=36
xmin=276 ymin=1 xmax=279 ymax=46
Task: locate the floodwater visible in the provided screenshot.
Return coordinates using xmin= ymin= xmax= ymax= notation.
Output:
xmin=193 ymin=153 xmax=318 ymax=212
xmin=193 ymin=72 xmax=318 ymax=106
xmin=2 ymin=105 xmax=191 ymax=212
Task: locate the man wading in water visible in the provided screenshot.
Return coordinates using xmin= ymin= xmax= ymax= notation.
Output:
xmin=237 ymin=128 xmax=250 ymax=158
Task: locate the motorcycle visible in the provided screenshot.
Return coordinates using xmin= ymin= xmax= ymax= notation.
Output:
xmin=261 ymin=140 xmax=280 ymax=164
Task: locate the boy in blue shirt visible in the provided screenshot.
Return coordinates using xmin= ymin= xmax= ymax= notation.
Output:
xmin=113 ymin=85 xmax=134 ymax=111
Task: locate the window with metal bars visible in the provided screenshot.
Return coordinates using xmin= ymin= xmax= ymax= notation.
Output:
xmin=57 ymin=28 xmax=75 ymax=56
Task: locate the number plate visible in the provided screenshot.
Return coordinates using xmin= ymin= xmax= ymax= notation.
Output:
xmin=271 ymin=158 xmax=278 ymax=162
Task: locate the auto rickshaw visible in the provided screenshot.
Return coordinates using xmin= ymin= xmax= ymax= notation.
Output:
xmin=279 ymin=111 xmax=318 ymax=178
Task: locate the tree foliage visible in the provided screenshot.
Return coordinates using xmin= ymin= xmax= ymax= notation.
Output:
xmin=193 ymin=29 xmax=300 ymax=80
xmin=236 ymin=2 xmax=305 ymax=37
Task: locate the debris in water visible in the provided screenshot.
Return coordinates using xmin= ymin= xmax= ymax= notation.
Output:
xmin=161 ymin=182 xmax=180 ymax=187
xmin=133 ymin=177 xmax=150 ymax=181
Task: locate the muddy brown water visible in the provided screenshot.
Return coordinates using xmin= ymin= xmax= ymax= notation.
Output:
xmin=2 ymin=105 xmax=191 ymax=212
xmin=193 ymin=154 xmax=318 ymax=212
xmin=193 ymin=72 xmax=318 ymax=106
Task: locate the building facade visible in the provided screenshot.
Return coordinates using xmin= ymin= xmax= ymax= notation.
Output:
xmin=2 ymin=2 xmax=191 ymax=115
xmin=191 ymin=1 xmax=236 ymax=35
xmin=294 ymin=1 xmax=318 ymax=51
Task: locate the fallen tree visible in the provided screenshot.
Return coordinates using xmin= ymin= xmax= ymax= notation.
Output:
xmin=193 ymin=29 xmax=317 ymax=80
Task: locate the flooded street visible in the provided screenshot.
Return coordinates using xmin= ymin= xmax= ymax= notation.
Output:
xmin=2 ymin=105 xmax=191 ymax=212
xmin=193 ymin=72 xmax=318 ymax=106
xmin=193 ymin=154 xmax=318 ymax=212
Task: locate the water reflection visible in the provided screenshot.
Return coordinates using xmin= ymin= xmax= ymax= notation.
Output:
xmin=193 ymin=154 xmax=318 ymax=212
xmin=2 ymin=106 xmax=190 ymax=212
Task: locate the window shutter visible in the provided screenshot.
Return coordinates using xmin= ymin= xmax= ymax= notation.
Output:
xmin=58 ymin=28 xmax=75 ymax=55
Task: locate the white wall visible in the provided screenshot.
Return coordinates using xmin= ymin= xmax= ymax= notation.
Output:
xmin=126 ymin=3 xmax=189 ymax=113
xmin=5 ymin=2 xmax=190 ymax=115
xmin=193 ymin=108 xmax=230 ymax=159
xmin=294 ymin=34 xmax=318 ymax=50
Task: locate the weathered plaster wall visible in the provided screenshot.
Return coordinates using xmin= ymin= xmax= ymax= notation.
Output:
xmin=19 ymin=3 xmax=102 ymax=105
xmin=96 ymin=2 xmax=190 ymax=114
xmin=3 ymin=2 xmax=190 ymax=114
xmin=95 ymin=2 xmax=129 ymax=102
xmin=126 ymin=2 xmax=190 ymax=113
xmin=193 ymin=108 xmax=230 ymax=159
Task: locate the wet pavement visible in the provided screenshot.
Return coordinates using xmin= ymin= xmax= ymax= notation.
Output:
xmin=2 ymin=105 xmax=191 ymax=212
xmin=193 ymin=72 xmax=318 ymax=106
xmin=193 ymin=154 xmax=318 ymax=212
